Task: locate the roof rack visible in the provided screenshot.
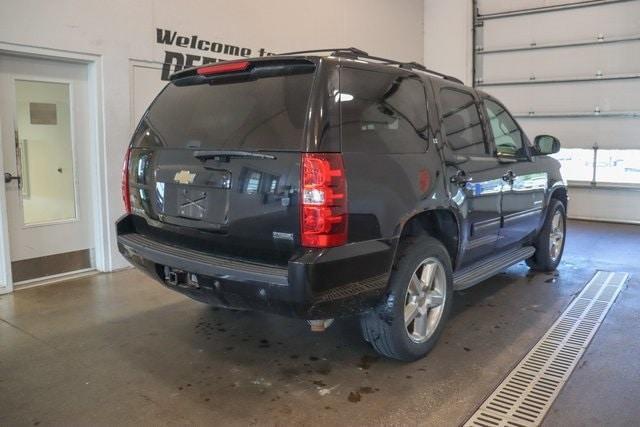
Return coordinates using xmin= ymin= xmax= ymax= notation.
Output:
xmin=276 ymin=47 xmax=464 ymax=85
xmin=278 ymin=47 xmax=369 ymax=57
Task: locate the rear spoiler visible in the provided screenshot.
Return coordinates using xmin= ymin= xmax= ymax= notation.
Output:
xmin=169 ymin=58 xmax=315 ymax=82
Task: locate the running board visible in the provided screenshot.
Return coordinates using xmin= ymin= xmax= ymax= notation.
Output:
xmin=453 ymin=246 xmax=536 ymax=291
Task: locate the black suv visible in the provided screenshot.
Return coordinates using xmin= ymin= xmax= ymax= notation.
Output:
xmin=117 ymin=48 xmax=567 ymax=361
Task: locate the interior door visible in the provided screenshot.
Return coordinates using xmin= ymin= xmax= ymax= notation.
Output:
xmin=0 ymin=54 xmax=94 ymax=283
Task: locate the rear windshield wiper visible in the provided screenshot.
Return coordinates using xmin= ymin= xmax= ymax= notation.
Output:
xmin=193 ymin=150 xmax=277 ymax=162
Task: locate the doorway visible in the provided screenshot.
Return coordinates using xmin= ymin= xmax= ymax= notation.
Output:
xmin=0 ymin=54 xmax=95 ymax=285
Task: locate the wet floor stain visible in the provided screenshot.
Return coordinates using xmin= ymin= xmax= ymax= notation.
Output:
xmin=348 ymin=391 xmax=361 ymax=402
xmin=259 ymin=339 xmax=270 ymax=348
xmin=357 ymin=355 xmax=379 ymax=370
xmin=544 ymin=272 xmax=561 ymax=284
xmin=314 ymin=362 xmax=332 ymax=375
xmin=347 ymin=386 xmax=378 ymax=403
xmin=279 ymin=367 xmax=300 ymax=380
xmin=185 ymin=313 xmax=493 ymax=414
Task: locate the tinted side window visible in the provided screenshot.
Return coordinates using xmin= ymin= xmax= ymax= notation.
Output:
xmin=483 ymin=99 xmax=525 ymax=158
xmin=340 ymin=68 xmax=428 ymax=153
xmin=439 ymin=89 xmax=487 ymax=156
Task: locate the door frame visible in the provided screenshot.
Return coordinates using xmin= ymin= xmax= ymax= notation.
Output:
xmin=0 ymin=42 xmax=108 ymax=294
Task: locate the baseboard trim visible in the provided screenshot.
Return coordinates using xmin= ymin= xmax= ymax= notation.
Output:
xmin=567 ymin=215 xmax=640 ymax=226
xmin=14 ymin=268 xmax=98 ymax=290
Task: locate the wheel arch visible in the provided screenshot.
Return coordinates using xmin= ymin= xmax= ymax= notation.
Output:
xmin=546 ymin=183 xmax=568 ymax=214
xmin=394 ymin=208 xmax=461 ymax=269
xmin=536 ymin=183 xmax=568 ymax=232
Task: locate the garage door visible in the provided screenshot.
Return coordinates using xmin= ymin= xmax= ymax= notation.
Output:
xmin=474 ymin=0 xmax=640 ymax=223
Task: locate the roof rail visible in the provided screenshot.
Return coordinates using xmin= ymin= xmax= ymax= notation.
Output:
xmin=401 ymin=63 xmax=464 ymax=85
xmin=276 ymin=47 xmax=464 ymax=85
xmin=278 ymin=47 xmax=369 ymax=57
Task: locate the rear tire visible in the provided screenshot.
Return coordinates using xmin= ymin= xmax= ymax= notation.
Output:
xmin=526 ymin=200 xmax=566 ymax=272
xmin=360 ymin=236 xmax=453 ymax=361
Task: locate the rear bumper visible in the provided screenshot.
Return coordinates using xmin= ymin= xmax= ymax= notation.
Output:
xmin=116 ymin=215 xmax=393 ymax=319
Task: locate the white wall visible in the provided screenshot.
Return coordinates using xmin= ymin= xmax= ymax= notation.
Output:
xmin=423 ymin=0 xmax=473 ymax=85
xmin=0 ymin=0 xmax=425 ymax=270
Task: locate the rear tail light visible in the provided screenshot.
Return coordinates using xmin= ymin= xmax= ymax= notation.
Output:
xmin=301 ymin=153 xmax=348 ymax=247
xmin=196 ymin=60 xmax=250 ymax=76
xmin=121 ymin=146 xmax=131 ymax=214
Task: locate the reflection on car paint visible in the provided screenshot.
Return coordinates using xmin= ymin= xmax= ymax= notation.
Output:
xmin=467 ymin=178 xmax=503 ymax=197
xmin=155 ymin=182 xmax=165 ymax=209
xmin=451 ymin=188 xmax=465 ymax=206
xmin=237 ymin=167 xmax=281 ymax=203
xmin=512 ymin=172 xmax=548 ymax=192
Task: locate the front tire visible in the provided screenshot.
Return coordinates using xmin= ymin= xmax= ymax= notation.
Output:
xmin=526 ymin=200 xmax=566 ymax=272
xmin=360 ymin=236 xmax=453 ymax=361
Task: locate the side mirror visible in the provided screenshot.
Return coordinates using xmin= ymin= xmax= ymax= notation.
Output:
xmin=533 ymin=135 xmax=560 ymax=155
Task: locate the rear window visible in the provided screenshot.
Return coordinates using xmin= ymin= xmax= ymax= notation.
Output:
xmin=137 ymin=65 xmax=315 ymax=151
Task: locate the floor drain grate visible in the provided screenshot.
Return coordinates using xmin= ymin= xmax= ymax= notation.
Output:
xmin=465 ymin=270 xmax=629 ymax=427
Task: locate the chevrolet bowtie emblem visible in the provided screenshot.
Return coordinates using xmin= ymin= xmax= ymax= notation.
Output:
xmin=174 ymin=170 xmax=196 ymax=185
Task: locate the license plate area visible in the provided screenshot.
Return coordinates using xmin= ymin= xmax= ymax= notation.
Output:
xmin=154 ymin=166 xmax=231 ymax=225
xmin=159 ymin=183 xmax=230 ymax=225
xmin=177 ymin=188 xmax=207 ymax=220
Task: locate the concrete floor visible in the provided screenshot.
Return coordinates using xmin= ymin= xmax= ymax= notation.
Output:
xmin=0 ymin=220 xmax=638 ymax=426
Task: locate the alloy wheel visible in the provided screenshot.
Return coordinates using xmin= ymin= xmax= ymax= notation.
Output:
xmin=404 ymin=257 xmax=447 ymax=343
xmin=549 ymin=210 xmax=565 ymax=262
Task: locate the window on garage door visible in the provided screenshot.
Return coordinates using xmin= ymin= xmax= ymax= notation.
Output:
xmin=596 ymin=150 xmax=640 ymax=184
xmin=551 ymin=148 xmax=594 ymax=182
xmin=554 ymin=148 xmax=640 ymax=185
